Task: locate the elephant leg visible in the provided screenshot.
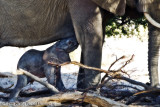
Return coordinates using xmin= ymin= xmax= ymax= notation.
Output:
xmin=54 ymin=67 xmax=65 ymax=91
xmin=45 ymin=65 xmax=65 ymax=91
xmin=148 ymin=25 xmax=160 ymax=86
xmin=9 ymin=75 xmax=28 ymax=102
xmin=77 ymin=52 xmax=86 ymax=89
xmin=69 ymin=0 xmax=103 ymax=89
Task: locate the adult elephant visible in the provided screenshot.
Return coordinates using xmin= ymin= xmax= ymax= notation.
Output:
xmin=0 ymin=0 xmax=159 ymax=89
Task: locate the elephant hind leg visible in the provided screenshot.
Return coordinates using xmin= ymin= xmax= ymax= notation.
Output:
xmin=9 ymin=75 xmax=28 ymax=102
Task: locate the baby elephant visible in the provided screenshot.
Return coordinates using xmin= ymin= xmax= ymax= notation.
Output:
xmin=9 ymin=37 xmax=78 ymax=102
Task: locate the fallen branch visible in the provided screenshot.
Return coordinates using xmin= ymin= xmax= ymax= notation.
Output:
xmin=134 ymin=88 xmax=160 ymax=96
xmin=113 ymin=75 xmax=151 ymax=90
xmin=17 ymin=69 xmax=59 ymax=94
xmin=126 ymin=88 xmax=160 ymax=105
xmin=111 ymin=85 xmax=141 ymax=91
xmin=5 ymin=91 xmax=126 ymax=107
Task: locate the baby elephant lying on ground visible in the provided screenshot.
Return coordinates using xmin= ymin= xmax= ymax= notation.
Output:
xmin=9 ymin=37 xmax=78 ymax=102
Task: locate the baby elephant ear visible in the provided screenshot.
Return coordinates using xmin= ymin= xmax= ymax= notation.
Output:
xmin=92 ymin=0 xmax=126 ymax=16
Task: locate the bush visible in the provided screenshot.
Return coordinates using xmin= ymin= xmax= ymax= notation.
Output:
xmin=105 ymin=16 xmax=148 ymax=40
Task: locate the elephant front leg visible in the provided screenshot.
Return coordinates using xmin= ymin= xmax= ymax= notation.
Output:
xmin=148 ymin=25 xmax=160 ymax=86
xmin=69 ymin=0 xmax=103 ymax=89
xmin=44 ymin=65 xmax=65 ymax=91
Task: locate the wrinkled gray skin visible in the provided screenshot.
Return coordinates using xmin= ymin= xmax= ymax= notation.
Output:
xmin=9 ymin=37 xmax=78 ymax=102
xmin=0 ymin=0 xmax=160 ymax=90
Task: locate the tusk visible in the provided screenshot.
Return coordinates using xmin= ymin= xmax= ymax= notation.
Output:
xmin=144 ymin=12 xmax=160 ymax=28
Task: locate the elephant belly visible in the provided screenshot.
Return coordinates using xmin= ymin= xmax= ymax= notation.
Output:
xmin=0 ymin=0 xmax=75 ymax=47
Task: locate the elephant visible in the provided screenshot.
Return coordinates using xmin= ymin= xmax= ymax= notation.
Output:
xmin=0 ymin=0 xmax=160 ymax=89
xmin=9 ymin=37 xmax=78 ymax=102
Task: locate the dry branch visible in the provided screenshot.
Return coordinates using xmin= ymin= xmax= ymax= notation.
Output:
xmin=134 ymin=88 xmax=160 ymax=96
xmin=17 ymin=69 xmax=59 ymax=94
xmin=48 ymin=61 xmax=110 ymax=74
xmin=113 ymin=75 xmax=151 ymax=90
xmin=101 ymin=56 xmax=126 ymax=83
xmin=102 ymin=55 xmax=134 ymax=83
xmin=117 ymin=55 xmax=134 ymax=71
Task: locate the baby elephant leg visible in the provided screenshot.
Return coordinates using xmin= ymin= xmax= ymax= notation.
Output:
xmin=55 ymin=67 xmax=65 ymax=91
xmin=9 ymin=75 xmax=28 ymax=102
xmin=45 ymin=65 xmax=65 ymax=91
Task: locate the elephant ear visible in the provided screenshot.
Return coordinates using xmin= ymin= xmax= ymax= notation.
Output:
xmin=92 ymin=0 xmax=126 ymax=16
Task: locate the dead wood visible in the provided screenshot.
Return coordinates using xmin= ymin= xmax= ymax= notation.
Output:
xmin=17 ymin=69 xmax=59 ymax=94
xmin=6 ymin=91 xmax=126 ymax=107
xmin=134 ymin=88 xmax=160 ymax=96
xmin=126 ymin=88 xmax=160 ymax=105
xmin=113 ymin=74 xmax=151 ymax=90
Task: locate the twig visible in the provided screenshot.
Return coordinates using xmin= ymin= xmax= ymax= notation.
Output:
xmin=101 ymin=55 xmax=134 ymax=83
xmin=17 ymin=69 xmax=59 ymax=94
xmin=101 ymin=56 xmax=125 ymax=83
xmin=117 ymin=55 xmax=134 ymax=71
xmin=108 ymin=56 xmax=125 ymax=71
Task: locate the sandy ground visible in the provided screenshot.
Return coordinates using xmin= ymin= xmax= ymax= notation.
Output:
xmin=0 ymin=36 xmax=150 ymax=94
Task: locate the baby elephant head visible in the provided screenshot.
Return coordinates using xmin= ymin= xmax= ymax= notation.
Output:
xmin=55 ymin=37 xmax=78 ymax=53
xmin=43 ymin=37 xmax=78 ymax=64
